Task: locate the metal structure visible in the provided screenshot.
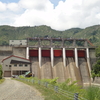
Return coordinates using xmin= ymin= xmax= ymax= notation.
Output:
xmin=27 ymin=37 xmax=94 ymax=48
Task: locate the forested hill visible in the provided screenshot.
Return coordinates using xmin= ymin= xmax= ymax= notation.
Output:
xmin=0 ymin=25 xmax=100 ymax=46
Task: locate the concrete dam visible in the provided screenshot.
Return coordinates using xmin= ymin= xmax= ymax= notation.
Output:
xmin=29 ymin=49 xmax=91 ymax=86
xmin=1 ymin=38 xmax=96 ymax=86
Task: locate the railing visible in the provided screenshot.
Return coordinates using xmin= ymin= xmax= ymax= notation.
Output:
xmin=17 ymin=77 xmax=87 ymax=100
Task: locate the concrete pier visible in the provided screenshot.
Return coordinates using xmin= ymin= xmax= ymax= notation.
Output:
xmin=39 ymin=47 xmax=41 ymax=67
xmin=75 ymin=48 xmax=78 ymax=68
xmin=86 ymin=48 xmax=91 ymax=76
xmin=51 ymin=47 xmax=54 ymax=67
xmin=26 ymin=47 xmax=29 ymax=59
xmin=63 ymin=48 xmax=66 ymax=67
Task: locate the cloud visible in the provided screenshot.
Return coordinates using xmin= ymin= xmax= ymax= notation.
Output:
xmin=14 ymin=0 xmax=54 ymax=26
xmin=19 ymin=0 xmax=53 ymax=10
xmin=7 ymin=3 xmax=21 ymax=12
xmin=0 ymin=0 xmax=100 ymax=30
xmin=0 ymin=2 xmax=6 ymax=11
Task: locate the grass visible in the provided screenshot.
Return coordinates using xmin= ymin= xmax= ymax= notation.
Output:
xmin=0 ymin=78 xmax=5 ymax=84
xmin=15 ymin=78 xmax=71 ymax=100
xmin=83 ymin=86 xmax=100 ymax=100
xmin=15 ymin=77 xmax=100 ymax=100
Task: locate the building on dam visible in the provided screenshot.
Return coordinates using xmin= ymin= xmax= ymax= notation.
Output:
xmin=1 ymin=37 xmax=96 ymax=86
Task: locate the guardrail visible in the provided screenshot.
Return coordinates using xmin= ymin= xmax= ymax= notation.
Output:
xmin=17 ymin=77 xmax=87 ymax=100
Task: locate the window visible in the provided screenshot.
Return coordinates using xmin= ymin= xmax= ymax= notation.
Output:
xmin=19 ymin=64 xmax=23 ymax=67
xmin=9 ymin=65 xmax=11 ymax=67
xmin=14 ymin=64 xmax=17 ymax=67
xmin=25 ymin=64 xmax=28 ymax=67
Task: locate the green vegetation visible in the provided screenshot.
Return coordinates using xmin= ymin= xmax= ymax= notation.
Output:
xmin=0 ymin=64 xmax=3 ymax=79
xmin=0 ymin=25 xmax=100 ymax=45
xmin=95 ymin=46 xmax=100 ymax=58
xmin=16 ymin=76 xmax=100 ymax=100
xmin=16 ymin=77 xmax=69 ymax=100
xmin=0 ymin=64 xmax=4 ymax=83
xmin=84 ymin=86 xmax=100 ymax=100
xmin=91 ymin=46 xmax=100 ymax=78
xmin=0 ymin=78 xmax=5 ymax=84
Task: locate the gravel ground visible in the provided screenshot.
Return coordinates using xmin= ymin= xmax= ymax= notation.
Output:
xmin=0 ymin=78 xmax=44 ymax=100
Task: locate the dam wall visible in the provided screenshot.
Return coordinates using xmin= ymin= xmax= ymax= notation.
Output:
xmin=29 ymin=48 xmax=93 ymax=86
xmin=53 ymin=57 xmax=65 ymax=82
xmin=78 ymin=58 xmax=90 ymax=85
xmin=41 ymin=50 xmax=52 ymax=79
xmin=13 ymin=46 xmax=26 ymax=58
xmin=30 ymin=57 xmax=40 ymax=78
xmin=41 ymin=57 xmax=52 ymax=79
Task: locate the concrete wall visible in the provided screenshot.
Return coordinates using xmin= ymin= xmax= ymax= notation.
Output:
xmin=30 ymin=57 xmax=40 ymax=78
xmin=0 ymin=46 xmax=13 ymax=63
xmin=30 ymin=56 xmax=84 ymax=85
xmin=0 ymin=46 xmax=12 ymax=51
xmin=29 ymin=48 xmax=93 ymax=86
xmin=0 ymin=51 xmax=13 ymax=63
xmin=92 ymin=77 xmax=100 ymax=84
xmin=89 ymin=48 xmax=96 ymax=69
xmin=66 ymin=57 xmax=83 ymax=86
xmin=78 ymin=58 xmax=90 ymax=86
xmin=11 ymin=65 xmax=30 ymax=71
xmin=13 ymin=47 xmax=26 ymax=58
xmin=53 ymin=57 xmax=65 ymax=82
xmin=41 ymin=57 xmax=52 ymax=79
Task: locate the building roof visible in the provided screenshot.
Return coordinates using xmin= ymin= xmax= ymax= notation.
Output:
xmin=10 ymin=60 xmax=31 ymax=64
xmin=2 ymin=55 xmax=30 ymax=62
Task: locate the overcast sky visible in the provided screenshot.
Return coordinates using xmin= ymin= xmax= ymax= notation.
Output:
xmin=0 ymin=0 xmax=100 ymax=30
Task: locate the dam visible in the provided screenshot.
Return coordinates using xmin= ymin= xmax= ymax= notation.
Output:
xmin=27 ymin=37 xmax=96 ymax=86
xmin=1 ymin=38 xmax=96 ymax=86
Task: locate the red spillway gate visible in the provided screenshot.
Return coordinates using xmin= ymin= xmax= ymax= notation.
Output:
xmin=29 ymin=50 xmax=50 ymax=57
xmin=42 ymin=50 xmax=50 ymax=57
xmin=29 ymin=49 xmax=86 ymax=57
xmin=29 ymin=50 xmax=38 ymax=57
xmin=78 ymin=50 xmax=86 ymax=57
xmin=66 ymin=50 xmax=74 ymax=57
xmin=54 ymin=50 xmax=62 ymax=57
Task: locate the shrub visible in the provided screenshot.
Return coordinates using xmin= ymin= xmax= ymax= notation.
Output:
xmin=0 ymin=65 xmax=3 ymax=79
xmin=84 ymin=86 xmax=100 ymax=100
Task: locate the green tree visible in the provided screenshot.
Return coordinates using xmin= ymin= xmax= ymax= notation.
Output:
xmin=92 ymin=46 xmax=100 ymax=77
xmin=2 ymin=41 xmax=9 ymax=45
xmin=0 ymin=65 xmax=3 ymax=79
xmin=95 ymin=46 xmax=100 ymax=58
xmin=93 ymin=60 xmax=100 ymax=74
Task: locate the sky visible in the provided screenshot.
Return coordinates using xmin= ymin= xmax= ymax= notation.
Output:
xmin=0 ymin=0 xmax=100 ymax=31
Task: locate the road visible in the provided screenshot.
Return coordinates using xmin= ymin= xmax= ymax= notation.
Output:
xmin=0 ymin=78 xmax=44 ymax=100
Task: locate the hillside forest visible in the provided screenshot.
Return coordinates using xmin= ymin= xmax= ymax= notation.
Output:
xmin=0 ymin=25 xmax=100 ymax=46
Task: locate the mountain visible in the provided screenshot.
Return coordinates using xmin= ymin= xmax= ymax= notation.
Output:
xmin=0 ymin=25 xmax=100 ymax=46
